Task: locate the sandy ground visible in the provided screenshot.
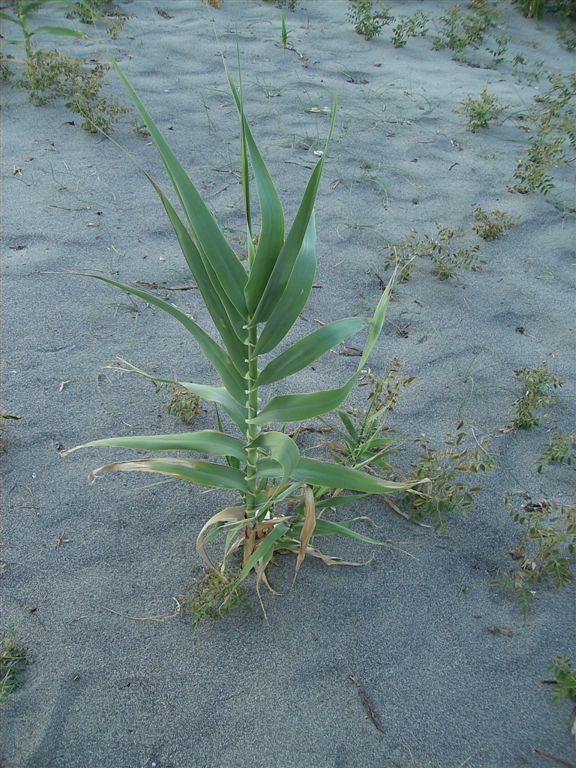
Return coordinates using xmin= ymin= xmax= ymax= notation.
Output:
xmin=1 ymin=1 xmax=575 ymax=766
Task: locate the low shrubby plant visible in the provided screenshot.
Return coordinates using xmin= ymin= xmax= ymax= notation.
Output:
xmin=347 ymin=0 xmax=393 ymax=40
xmin=391 ymin=10 xmax=429 ymax=48
xmin=538 ymin=432 xmax=576 ymax=473
xmin=385 ymin=223 xmax=484 ymax=282
xmin=63 ymin=62 xmax=425 ymax=617
xmin=472 ymin=205 xmax=516 ymax=240
xmin=513 ymin=362 xmax=563 ymax=429
xmin=460 ymin=87 xmax=505 ymax=132
xmin=548 ymin=654 xmax=576 ymax=704
xmin=399 ymin=422 xmax=495 ymax=532
xmin=0 ymin=0 xmax=128 ymax=132
xmin=511 ymin=73 xmax=576 ymax=196
xmin=431 ymin=1 xmax=493 ymax=60
xmin=492 ymin=498 xmax=576 ymax=615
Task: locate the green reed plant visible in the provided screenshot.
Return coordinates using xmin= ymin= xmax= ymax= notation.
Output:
xmin=64 ymin=62 xmax=425 ymax=610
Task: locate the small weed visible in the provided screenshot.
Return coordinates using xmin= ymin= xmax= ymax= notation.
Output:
xmin=557 ymin=23 xmax=576 ymax=50
xmin=492 ymin=498 xmax=576 ymax=616
xmin=538 ymin=432 xmax=576 ymax=473
xmin=347 ymin=0 xmax=393 ymax=40
xmin=280 ymin=15 xmax=291 ymax=49
xmin=548 ymin=654 xmax=576 ymax=703
xmin=432 ymin=1 xmax=492 ymax=59
xmin=178 ymin=569 xmax=246 ymax=628
xmin=0 ymin=626 xmax=28 ymax=704
xmin=66 ymin=0 xmax=127 ymax=39
xmin=486 ymin=32 xmax=509 ymax=64
xmin=391 ymin=10 xmax=429 ymax=48
xmin=511 ymin=73 xmax=576 ymax=196
xmin=385 ymin=223 xmax=484 ymax=282
xmin=166 ymin=386 xmax=201 ymax=425
xmin=325 ymin=360 xmax=414 ymax=472
xmin=401 ymin=422 xmax=495 ymax=532
xmin=460 ymin=87 xmax=505 ymax=132
xmin=513 ymin=362 xmax=563 ymax=429
xmin=472 ymin=205 xmax=516 ymax=240
xmin=1 ymin=0 xmax=128 ymax=132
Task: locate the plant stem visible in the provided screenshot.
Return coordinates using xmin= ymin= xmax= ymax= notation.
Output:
xmin=16 ymin=0 xmax=35 ymax=92
xmin=243 ymin=321 xmax=260 ymax=564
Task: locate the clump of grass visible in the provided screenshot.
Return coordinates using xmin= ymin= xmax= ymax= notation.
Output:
xmin=513 ymin=362 xmax=563 ymax=429
xmin=460 ymin=87 xmax=505 ymax=132
xmin=400 ymin=422 xmax=495 ymax=532
xmin=385 ymin=223 xmax=484 ymax=282
xmin=538 ymin=432 xmax=576 ymax=473
xmin=432 ymin=1 xmax=492 ymax=60
xmin=178 ymin=570 xmax=247 ymax=628
xmin=492 ymin=498 xmax=576 ymax=616
xmin=347 ymin=0 xmax=393 ymax=40
xmin=0 ymin=627 xmax=28 ymax=705
xmin=472 ymin=205 xmax=516 ymax=240
xmin=391 ymin=10 xmax=429 ymax=48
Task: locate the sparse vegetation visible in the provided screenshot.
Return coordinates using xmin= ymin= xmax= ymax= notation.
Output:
xmin=460 ymin=87 xmax=505 ymax=132
xmin=0 ymin=0 xmax=129 ymax=132
xmin=513 ymin=362 xmax=563 ymax=429
xmin=432 ymin=1 xmax=493 ymax=60
xmin=0 ymin=626 xmax=27 ymax=705
xmin=400 ymin=423 xmax=495 ymax=532
xmin=492 ymin=498 xmax=576 ymax=615
xmin=391 ymin=10 xmax=429 ymax=48
xmin=472 ymin=205 xmax=516 ymax=240
xmin=347 ymin=0 xmax=393 ymax=40
xmin=538 ymin=432 xmax=576 ymax=473
xmin=548 ymin=653 xmax=576 ymax=703
xmin=166 ymin=386 xmax=202 ymax=425
xmin=385 ymin=224 xmax=484 ymax=282
xmin=179 ymin=569 xmax=247 ymax=628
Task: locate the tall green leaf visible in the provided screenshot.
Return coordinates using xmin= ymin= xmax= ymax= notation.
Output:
xmin=76 ymin=273 xmax=246 ymax=406
xmin=251 ymin=100 xmax=337 ymax=325
xmin=254 ymin=213 xmax=316 ymax=355
xmin=113 ymin=60 xmax=248 ymax=315
xmin=63 ymin=430 xmax=247 ymax=461
xmin=258 ymin=317 xmax=368 ymax=386
xmin=227 ymin=76 xmax=285 ymax=313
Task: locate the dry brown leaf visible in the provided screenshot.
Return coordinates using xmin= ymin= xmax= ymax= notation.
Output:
xmin=487 ymin=626 xmax=513 ymax=637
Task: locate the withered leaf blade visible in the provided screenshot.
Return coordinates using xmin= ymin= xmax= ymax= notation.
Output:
xmin=487 ymin=626 xmax=513 ymax=637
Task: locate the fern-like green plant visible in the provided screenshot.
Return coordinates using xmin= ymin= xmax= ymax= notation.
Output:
xmin=63 ymin=62 xmax=424 ymax=612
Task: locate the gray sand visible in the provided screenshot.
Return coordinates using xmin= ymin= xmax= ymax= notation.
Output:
xmin=1 ymin=1 xmax=575 ymax=766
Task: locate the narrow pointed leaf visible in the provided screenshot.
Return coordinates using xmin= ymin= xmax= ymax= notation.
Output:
xmin=252 ymin=99 xmax=337 ymax=324
xmin=338 ymin=410 xmax=359 ymax=442
xmin=250 ymin=431 xmax=300 ymax=480
xmin=76 ymin=273 xmax=246 ymax=405
xmin=258 ymin=317 xmax=368 ymax=386
xmin=255 ymin=213 xmax=316 ymax=354
xmin=112 ymin=60 xmax=248 ymax=314
xmin=196 ymin=506 xmax=245 ymax=569
xmin=0 ymin=12 xmax=19 ymax=23
xmin=63 ymin=430 xmax=247 ymax=461
xmin=150 ymin=181 xmax=248 ymax=373
xmin=312 ymin=518 xmax=385 ymax=546
xmin=228 ymin=77 xmax=285 ymax=312
xmin=31 ymin=26 xmax=89 ymax=38
xmin=250 ymin=375 xmax=358 ymax=426
xmin=294 ymin=457 xmax=412 ymax=494
xmin=90 ymin=458 xmax=246 ymax=490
